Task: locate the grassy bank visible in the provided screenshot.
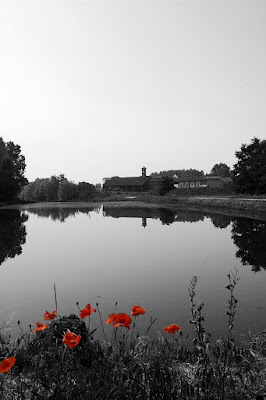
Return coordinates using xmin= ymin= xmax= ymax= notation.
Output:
xmin=94 ymin=190 xmax=266 ymax=216
xmin=2 ymin=189 xmax=266 ymax=216
xmin=1 ymin=273 xmax=266 ymax=399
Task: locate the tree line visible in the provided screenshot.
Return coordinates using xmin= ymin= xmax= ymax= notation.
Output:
xmin=152 ymin=137 xmax=266 ymax=195
xmin=1 ymin=136 xmax=265 ymax=201
xmin=19 ymin=175 xmax=96 ymax=202
xmin=151 ymin=164 xmax=231 ymax=178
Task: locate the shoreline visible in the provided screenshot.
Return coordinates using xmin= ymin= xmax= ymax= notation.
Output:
xmin=1 ymin=195 xmax=266 ymax=221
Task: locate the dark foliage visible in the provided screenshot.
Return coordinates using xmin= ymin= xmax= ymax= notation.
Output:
xmin=151 ymin=168 xmax=204 ymax=178
xmin=232 ymin=137 xmax=266 ymax=195
xmin=210 ymin=163 xmax=231 ymax=177
xmin=0 ymin=209 xmax=28 ymax=265
xmin=0 ymin=137 xmax=27 ymax=201
xmin=158 ymin=176 xmax=175 ymax=196
xmin=19 ymin=176 xmax=96 ymax=203
xmin=231 ymin=218 xmax=266 ymax=272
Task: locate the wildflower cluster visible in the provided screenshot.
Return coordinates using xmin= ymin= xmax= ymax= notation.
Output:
xmin=0 ymin=302 xmax=181 ymax=377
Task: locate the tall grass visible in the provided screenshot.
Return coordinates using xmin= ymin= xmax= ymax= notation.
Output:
xmin=0 ymin=271 xmax=266 ymax=399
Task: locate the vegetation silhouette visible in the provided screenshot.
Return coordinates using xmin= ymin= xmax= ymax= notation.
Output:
xmin=0 ymin=137 xmax=27 ymax=200
xmin=25 ymin=206 xmax=101 ymax=222
xmin=232 ymin=137 xmax=266 ymax=194
xmin=231 ymin=218 xmax=266 ymax=272
xmin=0 ymin=210 xmax=28 ymax=265
xmin=210 ymin=215 xmax=232 ymax=229
xmin=103 ymin=206 xmax=205 ymax=226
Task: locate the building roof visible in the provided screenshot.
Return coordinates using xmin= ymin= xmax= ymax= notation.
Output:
xmin=173 ymin=176 xmax=207 ymax=182
xmin=104 ymin=176 xmax=150 ymax=187
xmin=173 ymin=176 xmax=232 ymax=183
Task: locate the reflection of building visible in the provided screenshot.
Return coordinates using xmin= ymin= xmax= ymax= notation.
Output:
xmin=142 ymin=217 xmax=147 ymax=228
xmin=103 ymin=167 xmax=162 ymax=193
xmin=174 ymin=176 xmax=232 ymax=189
xmin=103 ymin=206 xmax=168 ymax=228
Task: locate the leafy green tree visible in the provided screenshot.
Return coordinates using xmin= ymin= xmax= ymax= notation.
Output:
xmin=232 ymin=137 xmax=266 ymax=194
xmin=210 ymin=163 xmax=231 ymax=177
xmin=158 ymin=176 xmax=175 ymax=196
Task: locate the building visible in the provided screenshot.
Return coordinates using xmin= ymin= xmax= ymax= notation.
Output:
xmin=103 ymin=167 xmax=162 ymax=193
xmin=173 ymin=176 xmax=232 ymax=188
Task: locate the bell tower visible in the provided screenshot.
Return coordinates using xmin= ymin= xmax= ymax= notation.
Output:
xmin=142 ymin=166 xmax=147 ymax=177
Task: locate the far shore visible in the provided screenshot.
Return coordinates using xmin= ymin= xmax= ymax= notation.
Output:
xmin=1 ymin=193 xmax=266 ymax=221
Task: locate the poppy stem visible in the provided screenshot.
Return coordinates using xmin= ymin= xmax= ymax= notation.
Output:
xmin=146 ymin=317 xmax=158 ymax=336
xmin=130 ymin=316 xmax=137 ymax=350
xmin=54 ymin=283 xmax=58 ymax=319
xmin=96 ymin=303 xmax=107 ymax=343
xmin=88 ymin=315 xmax=91 ymax=335
xmin=61 ymin=345 xmax=67 ymax=361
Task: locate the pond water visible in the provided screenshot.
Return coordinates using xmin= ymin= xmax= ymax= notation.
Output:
xmin=0 ymin=203 xmax=266 ymax=343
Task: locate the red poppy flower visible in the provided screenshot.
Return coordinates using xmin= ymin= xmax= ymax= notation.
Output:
xmin=106 ymin=313 xmax=117 ymax=324
xmin=62 ymin=331 xmax=81 ymax=350
xmin=44 ymin=310 xmax=56 ymax=321
xmin=112 ymin=313 xmax=132 ymax=329
xmin=79 ymin=304 xmax=96 ymax=319
xmin=33 ymin=322 xmax=49 ymax=332
xmin=0 ymin=356 xmax=16 ymax=375
xmin=131 ymin=305 xmax=146 ymax=316
xmin=164 ymin=324 xmax=180 ymax=334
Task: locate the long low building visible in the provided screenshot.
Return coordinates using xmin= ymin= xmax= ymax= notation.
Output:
xmin=103 ymin=167 xmax=232 ymax=192
xmin=103 ymin=167 xmax=161 ymax=192
xmin=173 ymin=176 xmax=232 ymax=188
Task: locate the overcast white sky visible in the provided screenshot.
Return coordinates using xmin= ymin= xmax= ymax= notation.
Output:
xmin=1 ymin=0 xmax=265 ymax=184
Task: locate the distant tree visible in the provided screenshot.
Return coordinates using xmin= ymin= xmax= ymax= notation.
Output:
xmin=151 ymin=169 xmax=204 ymax=178
xmin=158 ymin=176 xmax=175 ymax=196
xmin=77 ymin=182 xmax=95 ymax=200
xmin=210 ymin=163 xmax=231 ymax=177
xmin=5 ymin=141 xmax=28 ymax=188
xmin=58 ymin=180 xmax=77 ymax=201
xmin=232 ymin=137 xmax=266 ymax=194
xmin=0 ymin=138 xmax=28 ymax=200
xmin=20 ymin=175 xmax=95 ymax=202
xmin=19 ymin=182 xmax=36 ymax=202
xmin=95 ymin=183 xmax=102 ymax=192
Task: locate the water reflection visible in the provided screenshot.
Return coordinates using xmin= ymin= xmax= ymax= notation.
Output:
xmin=0 ymin=210 xmax=28 ymax=265
xmin=24 ymin=205 xmax=101 ymax=222
xmin=1 ymin=205 xmax=266 ymax=272
xmin=209 ymin=215 xmax=232 ymax=229
xmin=231 ymin=218 xmax=266 ymax=272
xmin=102 ymin=206 xmax=205 ymax=226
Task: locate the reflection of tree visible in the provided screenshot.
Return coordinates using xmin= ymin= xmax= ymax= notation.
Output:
xmin=158 ymin=208 xmax=176 ymax=225
xmin=231 ymin=218 xmax=266 ymax=272
xmin=174 ymin=212 xmax=204 ymax=223
xmin=0 ymin=210 xmax=28 ymax=265
xmin=210 ymin=215 xmax=232 ymax=229
xmin=25 ymin=206 xmax=101 ymax=222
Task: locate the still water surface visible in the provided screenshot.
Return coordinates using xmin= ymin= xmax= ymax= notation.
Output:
xmin=0 ymin=203 xmax=266 ymax=342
